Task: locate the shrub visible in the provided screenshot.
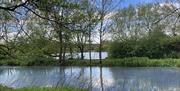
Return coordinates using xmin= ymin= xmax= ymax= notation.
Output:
xmin=109 ymin=35 xmax=180 ymax=59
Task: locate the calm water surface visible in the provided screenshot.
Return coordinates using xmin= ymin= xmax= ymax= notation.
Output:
xmin=0 ymin=66 xmax=179 ymax=91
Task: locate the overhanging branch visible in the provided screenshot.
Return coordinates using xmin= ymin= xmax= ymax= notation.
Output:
xmin=153 ymin=7 xmax=180 ymax=25
xmin=0 ymin=0 xmax=28 ymax=12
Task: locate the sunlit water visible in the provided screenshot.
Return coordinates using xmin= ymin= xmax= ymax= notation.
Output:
xmin=54 ymin=52 xmax=108 ymax=59
xmin=0 ymin=66 xmax=180 ymax=91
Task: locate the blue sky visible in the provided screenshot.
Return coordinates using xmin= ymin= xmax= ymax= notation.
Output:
xmin=121 ymin=0 xmax=154 ymax=7
xmin=117 ymin=0 xmax=164 ymax=8
xmin=104 ymin=0 xmax=164 ymax=11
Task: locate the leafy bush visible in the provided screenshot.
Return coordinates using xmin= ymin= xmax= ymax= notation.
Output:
xmin=109 ymin=35 xmax=180 ymax=59
xmin=25 ymin=56 xmax=56 ymax=66
xmin=67 ymin=57 xmax=180 ymax=67
xmin=0 ymin=55 xmax=57 ymax=66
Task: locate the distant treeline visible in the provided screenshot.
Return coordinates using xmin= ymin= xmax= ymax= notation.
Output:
xmin=109 ymin=35 xmax=180 ymax=59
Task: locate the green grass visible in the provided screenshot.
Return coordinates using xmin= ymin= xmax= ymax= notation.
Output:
xmin=0 ymin=85 xmax=87 ymax=91
xmin=1 ymin=57 xmax=180 ymax=67
xmin=66 ymin=57 xmax=180 ymax=67
xmin=0 ymin=57 xmax=58 ymax=66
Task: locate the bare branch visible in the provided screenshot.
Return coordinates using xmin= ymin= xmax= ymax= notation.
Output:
xmin=153 ymin=7 xmax=180 ymax=25
xmin=0 ymin=0 xmax=29 ymax=12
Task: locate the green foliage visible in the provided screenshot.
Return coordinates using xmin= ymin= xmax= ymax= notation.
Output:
xmin=0 ymin=85 xmax=87 ymax=91
xmin=21 ymin=56 xmax=57 ymax=66
xmin=110 ymin=3 xmax=180 ymax=59
xmin=0 ymin=56 xmax=57 ymax=66
xmin=67 ymin=57 xmax=180 ymax=67
xmin=0 ymin=59 xmax=21 ymax=66
xmin=0 ymin=36 xmax=58 ymax=66
xmin=109 ymin=34 xmax=180 ymax=58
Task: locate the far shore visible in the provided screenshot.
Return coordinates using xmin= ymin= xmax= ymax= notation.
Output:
xmin=1 ymin=57 xmax=180 ymax=67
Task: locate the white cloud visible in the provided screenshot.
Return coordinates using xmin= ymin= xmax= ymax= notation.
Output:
xmin=159 ymin=2 xmax=180 ymax=8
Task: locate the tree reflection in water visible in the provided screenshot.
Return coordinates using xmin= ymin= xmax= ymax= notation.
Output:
xmin=100 ymin=67 xmax=104 ymax=91
xmin=0 ymin=67 xmax=180 ymax=91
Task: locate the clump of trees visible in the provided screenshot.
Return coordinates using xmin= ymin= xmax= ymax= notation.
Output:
xmin=109 ymin=2 xmax=180 ymax=58
xmin=0 ymin=0 xmax=180 ymax=66
xmin=109 ymin=34 xmax=180 ymax=58
xmin=0 ymin=0 xmax=115 ymax=65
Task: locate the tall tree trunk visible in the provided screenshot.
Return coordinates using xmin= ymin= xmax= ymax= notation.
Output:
xmin=69 ymin=45 xmax=73 ymax=59
xmin=58 ymin=31 xmax=63 ymax=64
xmin=99 ymin=20 xmax=103 ymax=64
xmin=63 ymin=43 xmax=67 ymax=61
xmin=58 ymin=7 xmax=64 ymax=64
xmin=80 ymin=46 xmax=84 ymax=60
xmin=89 ymin=28 xmax=92 ymax=63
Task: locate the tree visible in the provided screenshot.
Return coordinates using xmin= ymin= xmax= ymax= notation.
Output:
xmin=97 ymin=0 xmax=114 ymax=63
xmin=83 ymin=0 xmax=99 ymax=62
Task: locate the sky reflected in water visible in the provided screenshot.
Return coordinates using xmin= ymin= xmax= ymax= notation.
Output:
xmin=0 ymin=66 xmax=180 ymax=91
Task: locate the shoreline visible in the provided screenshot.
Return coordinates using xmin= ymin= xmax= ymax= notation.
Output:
xmin=0 ymin=57 xmax=180 ymax=67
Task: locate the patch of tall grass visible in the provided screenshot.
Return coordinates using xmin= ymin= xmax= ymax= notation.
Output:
xmin=67 ymin=57 xmax=180 ymax=67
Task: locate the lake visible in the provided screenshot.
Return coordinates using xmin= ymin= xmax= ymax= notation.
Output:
xmin=53 ymin=52 xmax=108 ymax=60
xmin=0 ymin=66 xmax=180 ymax=91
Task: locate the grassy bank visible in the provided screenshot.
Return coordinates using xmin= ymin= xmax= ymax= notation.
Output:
xmin=0 ymin=85 xmax=87 ymax=91
xmin=66 ymin=57 xmax=180 ymax=67
xmin=0 ymin=57 xmax=58 ymax=66
xmin=1 ymin=57 xmax=180 ymax=67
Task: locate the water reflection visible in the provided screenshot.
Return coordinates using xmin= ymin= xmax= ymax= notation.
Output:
xmin=0 ymin=66 xmax=180 ymax=91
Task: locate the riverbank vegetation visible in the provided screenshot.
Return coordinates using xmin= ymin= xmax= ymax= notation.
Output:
xmin=67 ymin=57 xmax=180 ymax=67
xmin=1 ymin=57 xmax=180 ymax=67
xmin=0 ymin=0 xmax=179 ymax=67
xmin=0 ymin=85 xmax=87 ymax=91
xmin=109 ymin=35 xmax=180 ymax=59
